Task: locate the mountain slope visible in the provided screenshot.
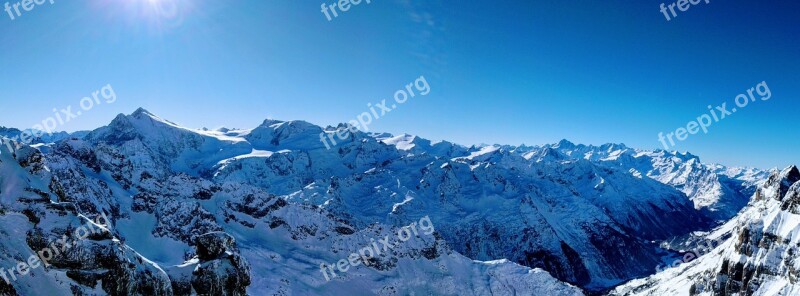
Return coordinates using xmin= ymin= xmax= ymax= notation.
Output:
xmin=611 ymin=166 xmax=800 ymax=296
xmin=528 ymin=141 xmax=768 ymax=220
xmin=0 ymin=138 xmax=174 ymax=295
xmin=79 ymin=109 xmax=749 ymax=291
xmin=0 ymin=108 xmax=769 ymax=294
xmin=4 ymin=110 xmax=585 ymax=295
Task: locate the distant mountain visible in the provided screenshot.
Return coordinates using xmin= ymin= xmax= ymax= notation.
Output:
xmin=0 ymin=126 xmax=89 ymax=145
xmin=0 ymin=108 xmax=772 ymax=295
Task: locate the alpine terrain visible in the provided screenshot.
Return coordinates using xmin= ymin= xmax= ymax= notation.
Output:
xmin=0 ymin=108 xmax=782 ymax=295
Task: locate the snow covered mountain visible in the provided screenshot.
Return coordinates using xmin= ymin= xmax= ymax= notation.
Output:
xmin=0 ymin=127 xmax=89 ymax=146
xmin=0 ymin=108 xmax=773 ymax=295
xmin=610 ymin=166 xmax=800 ymax=296
xmin=525 ymin=140 xmax=769 ymax=220
xmin=0 ymin=137 xmax=185 ymax=295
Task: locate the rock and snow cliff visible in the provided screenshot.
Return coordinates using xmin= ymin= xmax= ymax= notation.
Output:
xmin=611 ymin=166 xmax=800 ymax=296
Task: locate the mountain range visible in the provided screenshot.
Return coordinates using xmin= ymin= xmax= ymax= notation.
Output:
xmin=0 ymin=108 xmax=787 ymax=296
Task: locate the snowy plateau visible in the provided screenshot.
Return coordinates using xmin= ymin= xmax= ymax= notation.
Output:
xmin=0 ymin=107 xmax=793 ymax=296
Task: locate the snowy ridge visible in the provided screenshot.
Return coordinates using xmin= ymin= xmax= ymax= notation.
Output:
xmin=525 ymin=141 xmax=769 ymax=220
xmin=0 ymin=109 xmax=586 ymax=295
xmin=0 ymin=108 xmax=773 ymax=295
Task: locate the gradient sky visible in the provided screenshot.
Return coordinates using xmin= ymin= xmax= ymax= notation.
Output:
xmin=1 ymin=0 xmax=798 ymax=169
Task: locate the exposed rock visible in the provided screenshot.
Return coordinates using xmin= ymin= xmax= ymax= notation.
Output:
xmin=189 ymin=232 xmax=251 ymax=296
xmin=195 ymin=232 xmax=236 ymax=261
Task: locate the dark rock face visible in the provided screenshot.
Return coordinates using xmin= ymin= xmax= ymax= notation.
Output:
xmin=0 ymin=280 xmax=18 ymax=296
xmin=166 ymin=232 xmax=251 ymax=296
xmin=195 ymin=232 xmax=237 ymax=261
xmin=780 ymin=182 xmax=800 ymax=214
xmin=191 ymin=257 xmax=251 ymax=296
xmin=15 ymin=146 xmax=48 ymax=175
xmin=24 ymin=216 xmax=174 ymax=295
xmin=766 ymin=166 xmax=800 ymax=201
xmin=99 ymin=250 xmax=174 ymax=296
xmin=153 ymin=200 xmax=222 ymax=243
xmin=55 ymin=140 xmax=102 ymax=173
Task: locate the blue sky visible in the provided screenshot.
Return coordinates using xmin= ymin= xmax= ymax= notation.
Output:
xmin=1 ymin=0 xmax=798 ymax=169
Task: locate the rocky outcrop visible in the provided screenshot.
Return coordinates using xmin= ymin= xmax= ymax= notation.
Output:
xmin=781 ymin=182 xmax=800 ymax=214
xmin=167 ymin=232 xmax=251 ymax=296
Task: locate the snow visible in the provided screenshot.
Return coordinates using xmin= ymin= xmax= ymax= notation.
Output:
xmin=215 ymin=149 xmax=291 ymax=165
xmin=380 ymin=134 xmax=418 ymax=150
xmin=611 ymin=167 xmax=800 ymax=296
xmin=1 ymin=108 xmax=780 ymax=295
xmin=391 ymin=195 xmax=414 ymax=213
xmin=461 ymin=145 xmax=500 ymax=160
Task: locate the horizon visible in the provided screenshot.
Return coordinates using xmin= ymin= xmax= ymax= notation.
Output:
xmin=0 ymin=106 xmax=783 ymax=171
xmin=2 ymin=0 xmax=798 ymax=169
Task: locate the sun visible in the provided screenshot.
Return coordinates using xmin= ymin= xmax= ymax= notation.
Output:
xmin=141 ymin=0 xmax=183 ymax=22
xmin=97 ymin=0 xmax=189 ymax=32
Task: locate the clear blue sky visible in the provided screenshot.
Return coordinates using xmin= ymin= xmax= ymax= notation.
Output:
xmin=1 ymin=0 xmax=798 ymax=169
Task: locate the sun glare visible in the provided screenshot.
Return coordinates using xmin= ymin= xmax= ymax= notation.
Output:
xmin=112 ymin=0 xmax=189 ymax=32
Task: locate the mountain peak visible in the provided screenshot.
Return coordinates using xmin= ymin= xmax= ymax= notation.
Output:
xmin=556 ymin=139 xmax=576 ymax=149
xmin=127 ymin=108 xmax=185 ymax=128
xmin=780 ymin=165 xmax=800 ymax=183
xmin=761 ymin=165 xmax=800 ymax=200
xmin=258 ymin=119 xmax=284 ymax=128
xmin=132 ymin=107 xmax=155 ymax=117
